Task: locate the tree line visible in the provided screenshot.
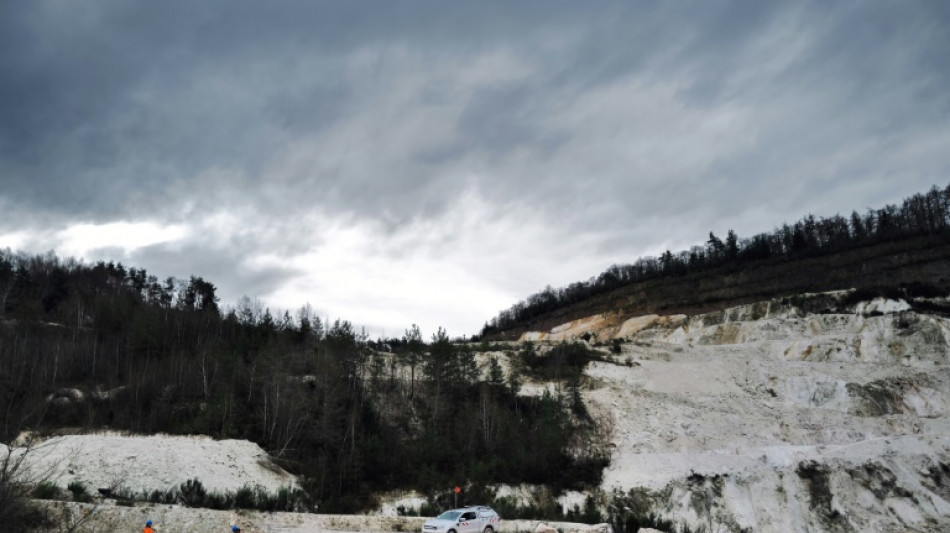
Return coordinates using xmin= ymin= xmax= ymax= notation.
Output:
xmin=0 ymin=251 xmax=606 ymax=511
xmin=481 ymin=183 xmax=950 ymax=337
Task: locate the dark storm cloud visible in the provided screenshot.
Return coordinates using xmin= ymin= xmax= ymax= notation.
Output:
xmin=2 ymin=0 xmax=949 ymax=332
xmin=0 ymin=1 xmax=538 ymax=220
xmin=5 ymin=1 xmax=947 ymax=226
xmin=0 ymin=2 xmax=717 ymax=208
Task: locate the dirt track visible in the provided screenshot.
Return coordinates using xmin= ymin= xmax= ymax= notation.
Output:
xmin=37 ymin=501 xmax=597 ymax=533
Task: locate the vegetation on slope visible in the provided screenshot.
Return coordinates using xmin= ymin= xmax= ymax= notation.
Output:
xmin=0 ymin=254 xmax=606 ymax=512
xmin=481 ymin=183 xmax=950 ymax=339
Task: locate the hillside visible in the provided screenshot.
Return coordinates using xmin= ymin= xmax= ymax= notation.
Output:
xmin=481 ymin=184 xmax=950 ymax=340
xmin=507 ymin=290 xmax=950 ymax=531
xmin=9 ymin=289 xmax=950 ymax=532
xmin=485 ymin=236 xmax=950 ymax=340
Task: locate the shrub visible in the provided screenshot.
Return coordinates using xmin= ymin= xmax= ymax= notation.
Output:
xmin=179 ymin=478 xmax=207 ymax=507
xmin=489 ymin=493 xmax=563 ymax=521
xmin=286 ymin=487 xmax=316 ymax=512
xmin=521 ymin=342 xmax=602 ymax=381
xmin=67 ymin=480 xmax=94 ymax=503
xmin=233 ymin=485 xmax=257 ymax=509
xmin=204 ymin=490 xmax=230 ymax=510
xmin=603 ymin=487 xmax=706 ymax=533
xmin=1 ymin=449 xmax=48 ymax=532
xmin=110 ymin=486 xmax=141 ymax=503
xmin=419 ymin=501 xmax=441 ymax=517
xmin=66 ymin=480 xmax=86 ymax=496
xmin=92 ymin=478 xmax=316 ymax=514
xmin=32 ymin=481 xmax=62 ymax=500
xmin=398 ymin=504 xmax=423 ymax=516
xmin=148 ymin=488 xmax=176 ymax=504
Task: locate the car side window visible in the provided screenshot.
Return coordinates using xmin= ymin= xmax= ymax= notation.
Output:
xmin=462 ymin=512 xmax=476 ymax=520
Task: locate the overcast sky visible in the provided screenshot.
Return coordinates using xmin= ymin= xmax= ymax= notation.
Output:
xmin=1 ymin=1 xmax=948 ymax=338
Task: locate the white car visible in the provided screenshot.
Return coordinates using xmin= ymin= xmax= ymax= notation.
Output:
xmin=422 ymin=506 xmax=501 ymax=533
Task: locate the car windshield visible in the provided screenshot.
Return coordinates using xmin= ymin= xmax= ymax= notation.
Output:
xmin=437 ymin=512 xmax=462 ymax=521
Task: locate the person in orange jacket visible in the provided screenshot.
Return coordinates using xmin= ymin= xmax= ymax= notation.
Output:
xmin=144 ymin=519 xmax=155 ymax=533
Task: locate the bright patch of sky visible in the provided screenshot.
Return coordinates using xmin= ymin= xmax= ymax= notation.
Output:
xmin=57 ymin=222 xmax=189 ymax=256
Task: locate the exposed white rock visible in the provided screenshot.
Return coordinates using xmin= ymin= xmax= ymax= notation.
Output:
xmin=520 ymin=314 xmax=617 ymax=343
xmin=375 ymin=491 xmax=427 ymax=517
xmin=7 ymin=433 xmax=297 ymax=495
xmin=854 ymin=298 xmax=912 ymax=315
xmin=616 ymin=315 xmax=660 ymax=339
xmin=580 ymin=292 xmax=950 ymax=532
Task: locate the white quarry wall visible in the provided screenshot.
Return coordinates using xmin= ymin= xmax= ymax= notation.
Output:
xmin=530 ymin=291 xmax=950 ymax=532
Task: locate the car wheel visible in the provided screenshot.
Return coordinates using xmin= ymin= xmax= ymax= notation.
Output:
xmin=484 ymin=527 xmax=494 ymax=533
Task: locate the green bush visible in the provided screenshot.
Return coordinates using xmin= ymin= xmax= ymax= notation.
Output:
xmin=148 ymin=488 xmax=177 ymax=504
xmin=419 ymin=501 xmax=441 ymax=517
xmin=67 ymin=480 xmax=94 ymax=503
xmin=31 ymin=481 xmax=62 ymax=500
xmin=489 ymin=493 xmax=564 ymax=521
xmin=204 ymin=491 xmax=230 ymax=510
xmin=233 ymin=485 xmax=256 ymax=509
xmin=94 ymin=476 xmax=316 ymax=513
xmin=179 ymin=478 xmax=207 ymax=507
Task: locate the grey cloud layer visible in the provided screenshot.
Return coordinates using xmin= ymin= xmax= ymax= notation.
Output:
xmin=2 ymin=1 xmax=949 ymax=315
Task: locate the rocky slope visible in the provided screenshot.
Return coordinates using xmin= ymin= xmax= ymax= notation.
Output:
xmin=522 ymin=291 xmax=950 ymax=532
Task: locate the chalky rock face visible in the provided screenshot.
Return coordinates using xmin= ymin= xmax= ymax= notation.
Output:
xmin=528 ymin=291 xmax=950 ymax=532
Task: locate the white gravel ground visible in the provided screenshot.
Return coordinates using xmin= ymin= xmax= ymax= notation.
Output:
xmin=11 ymin=433 xmax=297 ymax=495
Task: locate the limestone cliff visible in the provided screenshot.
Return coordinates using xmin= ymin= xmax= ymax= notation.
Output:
xmin=521 ymin=290 xmax=950 ymax=532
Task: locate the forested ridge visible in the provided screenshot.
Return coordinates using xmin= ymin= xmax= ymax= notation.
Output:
xmin=481 ymin=183 xmax=950 ymax=339
xmin=0 ymin=255 xmax=606 ymax=511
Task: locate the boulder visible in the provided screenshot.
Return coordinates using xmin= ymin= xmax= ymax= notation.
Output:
xmin=46 ymin=388 xmax=84 ymax=405
xmin=535 ymin=523 xmax=558 ymax=533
